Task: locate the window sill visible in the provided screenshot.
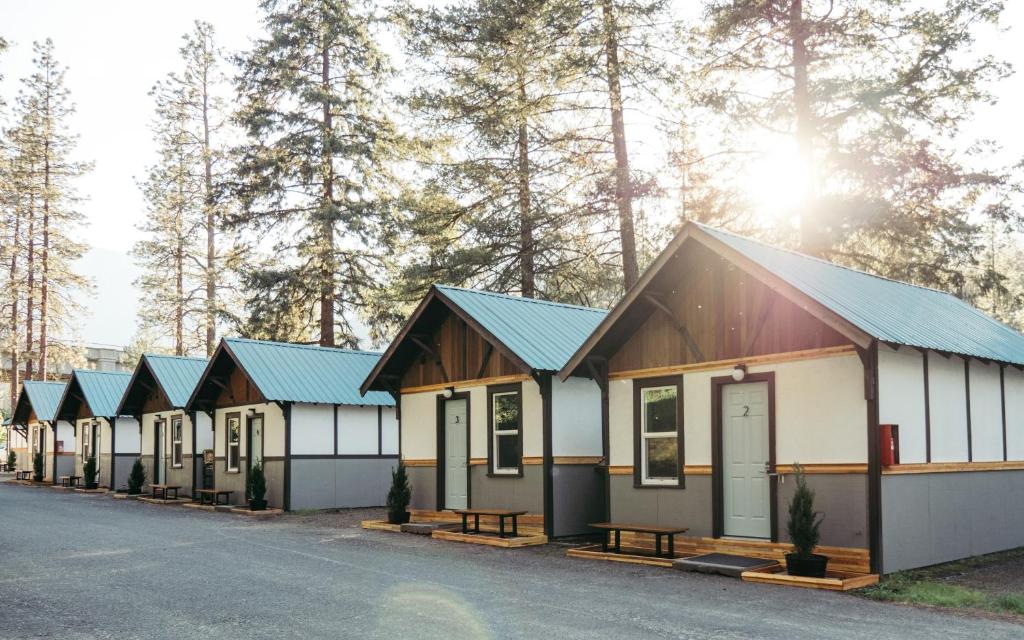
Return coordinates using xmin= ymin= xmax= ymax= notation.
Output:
xmin=487 ymin=470 xmax=523 ymax=478
xmin=633 ymin=481 xmax=685 ymax=490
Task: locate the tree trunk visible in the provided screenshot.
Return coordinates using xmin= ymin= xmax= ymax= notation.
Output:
xmin=601 ymin=0 xmax=639 ymax=290
xmin=38 ymin=131 xmax=51 ymax=379
xmin=8 ymin=193 xmax=21 ymax=408
xmin=202 ymin=59 xmax=217 ymax=357
xmin=790 ymin=0 xmax=817 ymax=255
xmin=516 ymin=72 xmax=535 ymax=299
xmin=319 ymin=41 xmax=336 ymax=346
xmin=25 ymin=187 xmax=35 ymax=382
xmin=176 ymin=234 xmax=184 ymax=356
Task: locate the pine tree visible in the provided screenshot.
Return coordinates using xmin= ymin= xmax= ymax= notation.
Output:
xmin=133 ymin=23 xmax=241 ymax=357
xmin=398 ymin=0 xmax=621 ymax=309
xmin=692 ymin=0 xmax=1018 ymax=292
xmin=9 ymin=40 xmax=90 ymax=381
xmin=232 ymin=0 xmax=403 ymax=347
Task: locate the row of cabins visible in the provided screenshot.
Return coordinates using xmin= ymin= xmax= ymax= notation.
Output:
xmin=7 ymin=222 xmax=1024 ymax=575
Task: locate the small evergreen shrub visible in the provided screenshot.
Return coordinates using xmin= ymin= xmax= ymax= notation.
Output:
xmin=32 ymin=451 xmax=44 ymax=482
xmin=83 ymin=456 xmax=98 ymax=487
xmin=248 ymin=463 xmax=267 ymax=511
xmin=787 ymin=463 xmax=823 ymax=558
xmin=127 ymin=459 xmax=146 ymax=495
xmin=7 ymin=449 xmax=15 ymax=470
xmin=386 ymin=462 xmax=411 ymax=525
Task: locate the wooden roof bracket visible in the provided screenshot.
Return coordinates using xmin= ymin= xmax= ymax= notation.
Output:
xmin=643 ymin=293 xmax=706 ymax=362
xmin=410 ymin=335 xmax=449 ymax=383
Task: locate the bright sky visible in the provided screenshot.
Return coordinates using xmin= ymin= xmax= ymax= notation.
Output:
xmin=1 ymin=0 xmax=1022 ymax=348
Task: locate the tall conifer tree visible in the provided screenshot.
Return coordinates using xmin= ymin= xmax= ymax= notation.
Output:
xmin=232 ymin=0 xmax=402 ymax=347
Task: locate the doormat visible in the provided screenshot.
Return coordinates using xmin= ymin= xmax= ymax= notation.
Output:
xmin=673 ymin=553 xmax=779 ymax=578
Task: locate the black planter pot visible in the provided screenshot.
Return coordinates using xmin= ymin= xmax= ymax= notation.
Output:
xmin=85 ymin=482 xmax=98 ymax=490
xmin=387 ymin=510 xmax=410 ymax=525
xmin=249 ymin=499 xmax=267 ymax=512
xmin=785 ymin=553 xmax=829 ymax=578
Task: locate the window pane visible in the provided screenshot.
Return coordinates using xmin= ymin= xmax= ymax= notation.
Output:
xmin=644 ymin=388 xmax=677 ymax=433
xmin=173 ymin=443 xmax=182 ymax=465
xmin=228 ymin=419 xmax=240 ymax=444
xmin=646 ymin=438 xmax=678 ymax=479
xmin=496 ymin=434 xmax=519 ymax=470
xmin=494 ymin=393 xmax=519 ymax=432
xmin=228 ymin=445 xmax=239 ymax=470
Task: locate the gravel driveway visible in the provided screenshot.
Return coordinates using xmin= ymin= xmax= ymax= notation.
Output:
xmin=0 ymin=481 xmax=1020 ymax=639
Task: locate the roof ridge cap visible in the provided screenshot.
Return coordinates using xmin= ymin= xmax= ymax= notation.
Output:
xmin=436 ymin=285 xmax=608 ymax=314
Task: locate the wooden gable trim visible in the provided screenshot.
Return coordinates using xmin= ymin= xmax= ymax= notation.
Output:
xmin=559 ymin=223 xmax=872 ymax=381
xmin=185 ymin=340 xmax=267 ymax=413
xmin=55 ymin=375 xmax=92 ymax=422
xmin=117 ymin=356 xmax=173 ymax=416
xmin=362 ymin=286 xmax=534 ymax=396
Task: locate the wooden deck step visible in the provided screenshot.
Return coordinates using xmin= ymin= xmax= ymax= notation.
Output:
xmin=431 ymin=529 xmax=547 ymax=548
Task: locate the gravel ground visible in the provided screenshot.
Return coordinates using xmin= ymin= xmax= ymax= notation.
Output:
xmin=1 ymin=480 xmax=1021 ymax=640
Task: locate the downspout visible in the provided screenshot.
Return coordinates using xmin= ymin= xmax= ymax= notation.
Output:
xmin=109 ymin=416 xmax=117 ymax=489
xmin=50 ymin=421 xmax=57 ymax=485
xmin=535 ymin=373 xmax=554 ymax=538
xmin=858 ymin=341 xmax=883 ymax=574
xmin=189 ymin=410 xmax=198 ymax=497
xmin=282 ymin=402 xmax=292 ymax=512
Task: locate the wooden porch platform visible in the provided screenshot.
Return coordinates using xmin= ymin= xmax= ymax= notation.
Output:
xmin=361 ymin=519 xmax=403 ymax=533
xmin=741 ymin=565 xmax=879 ymax=591
xmin=603 ymin=531 xmax=870 ymax=574
xmin=431 ymin=529 xmax=547 ymax=548
xmin=567 ymin=544 xmax=687 ymax=568
xmin=136 ymin=496 xmax=192 ymax=506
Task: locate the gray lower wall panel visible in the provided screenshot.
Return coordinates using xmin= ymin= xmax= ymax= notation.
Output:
xmin=882 ymin=470 xmax=1024 ymax=573
xmin=111 ymin=454 xmax=138 ymax=490
xmin=775 ymin=474 xmax=868 ymax=549
xmin=610 ymin=475 xmax=713 ymax=536
xmin=408 ymin=466 xmax=436 ymax=511
xmin=610 ymin=473 xmax=868 ymax=548
xmin=552 ymin=464 xmax=604 ymax=537
xmin=289 ymin=458 xmax=398 ymax=511
xmin=55 ymin=455 xmax=75 ymax=480
xmin=470 ymin=465 xmax=543 ymax=514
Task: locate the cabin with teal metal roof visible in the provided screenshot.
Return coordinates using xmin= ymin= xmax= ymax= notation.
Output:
xmin=361 ymin=285 xmax=609 ymax=538
xmin=186 ymin=338 xmax=397 ymax=511
xmin=117 ymin=354 xmax=210 ymax=497
xmin=55 ymin=369 xmax=140 ymax=490
xmin=11 ymin=381 xmax=73 ymax=483
xmin=561 ymin=221 xmax=1024 ymax=575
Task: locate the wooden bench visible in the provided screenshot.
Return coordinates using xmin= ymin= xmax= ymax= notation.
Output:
xmin=150 ymin=484 xmax=181 ymax=500
xmin=589 ymin=522 xmax=689 ymax=558
xmin=195 ymin=489 xmax=233 ymax=506
xmin=59 ymin=475 xmax=81 ymax=488
xmin=15 ymin=470 xmax=31 ymax=481
xmin=450 ymin=508 xmax=528 ymax=539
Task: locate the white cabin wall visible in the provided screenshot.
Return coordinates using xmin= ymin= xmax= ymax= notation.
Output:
xmin=877 ymin=345 xmax=928 ymax=464
xmin=381 ymin=408 xmax=399 ymax=455
xmin=337 ymin=405 xmax=378 ymax=455
xmin=1006 ymin=367 xmax=1024 ymax=460
xmin=551 ymin=376 xmax=602 ymax=458
xmin=608 ymin=379 xmax=632 ymax=467
xmin=114 ymin=417 xmax=140 ymax=454
xmin=969 ymin=360 xmax=1003 ymax=462
xmin=928 ymin=352 xmax=970 ymax=462
xmin=290 ymin=404 xmax=334 ymax=455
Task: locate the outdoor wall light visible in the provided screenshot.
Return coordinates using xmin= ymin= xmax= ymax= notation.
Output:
xmin=731 ymin=364 xmax=747 ymax=382
xmin=442 ymin=387 xmax=454 ymax=399
xmin=247 ymin=408 xmax=256 ymax=417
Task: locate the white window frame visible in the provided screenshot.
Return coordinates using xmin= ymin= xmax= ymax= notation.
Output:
xmin=171 ymin=416 xmax=183 ymax=468
xmin=226 ymin=416 xmax=241 ymax=473
xmin=491 ymin=391 xmax=521 ymax=475
xmin=640 ymin=385 xmax=679 ymax=486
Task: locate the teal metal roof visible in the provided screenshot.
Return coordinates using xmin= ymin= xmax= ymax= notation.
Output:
xmin=21 ymin=381 xmax=67 ymax=423
xmin=224 ymin=338 xmax=394 ymax=406
xmin=70 ymin=370 xmax=133 ymax=417
xmin=145 ymin=354 xmax=208 ymax=408
xmin=699 ymin=223 xmax=1024 ymax=365
xmin=435 ymin=286 xmax=608 ymax=371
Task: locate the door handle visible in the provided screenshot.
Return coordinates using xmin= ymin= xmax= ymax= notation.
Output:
xmin=763 ymin=462 xmax=780 ymax=477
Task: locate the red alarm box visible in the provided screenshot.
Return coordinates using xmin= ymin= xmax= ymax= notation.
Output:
xmin=880 ymin=424 xmax=900 ymax=466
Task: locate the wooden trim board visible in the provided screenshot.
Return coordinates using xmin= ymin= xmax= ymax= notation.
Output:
xmin=401 ymin=374 xmax=531 ymax=395
xmin=741 ymin=565 xmax=879 ymax=591
xmin=609 ymin=346 xmax=857 ymax=381
xmin=609 ymin=463 xmax=864 ymax=475
xmin=432 ymin=529 xmax=547 ymax=548
xmin=361 ymin=519 xmax=403 ymax=533
xmin=882 ymin=461 xmax=1024 ymax=474
xmin=567 ymin=545 xmax=684 ymax=568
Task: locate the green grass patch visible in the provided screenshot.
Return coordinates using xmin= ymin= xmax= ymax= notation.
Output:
xmin=858 ymin=547 xmax=1024 ymax=617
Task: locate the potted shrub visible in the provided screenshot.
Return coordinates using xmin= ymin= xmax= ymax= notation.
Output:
xmin=32 ymin=451 xmax=44 ymax=482
xmin=785 ymin=463 xmax=827 ymax=578
xmin=7 ymin=450 xmax=16 ymax=472
xmin=127 ymin=459 xmax=146 ymax=495
xmin=83 ymin=456 xmax=99 ymax=490
xmin=248 ymin=463 xmax=267 ymax=511
xmin=386 ymin=462 xmax=411 ymax=525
